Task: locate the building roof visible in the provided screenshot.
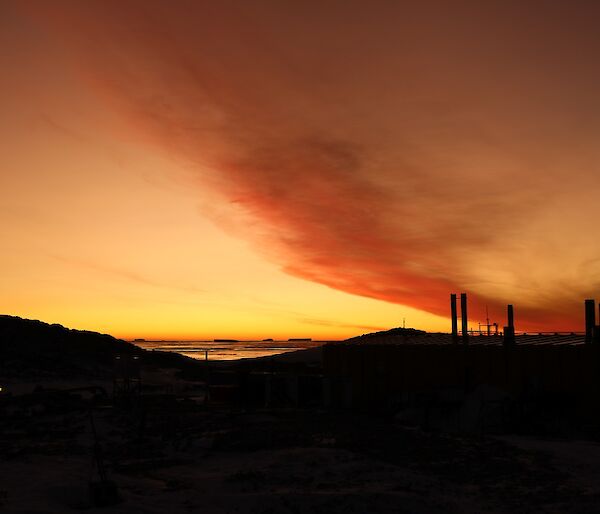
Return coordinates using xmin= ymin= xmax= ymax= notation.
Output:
xmin=343 ymin=329 xmax=586 ymax=347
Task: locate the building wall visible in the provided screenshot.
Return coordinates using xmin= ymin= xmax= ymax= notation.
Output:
xmin=323 ymin=343 xmax=600 ymax=417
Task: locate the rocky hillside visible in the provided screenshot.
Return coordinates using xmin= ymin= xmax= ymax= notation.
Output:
xmin=0 ymin=315 xmax=201 ymax=379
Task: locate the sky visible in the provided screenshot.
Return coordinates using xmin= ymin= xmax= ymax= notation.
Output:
xmin=1 ymin=1 xmax=600 ymax=339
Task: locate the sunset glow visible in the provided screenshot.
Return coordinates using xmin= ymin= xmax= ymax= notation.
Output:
xmin=2 ymin=1 xmax=600 ymax=338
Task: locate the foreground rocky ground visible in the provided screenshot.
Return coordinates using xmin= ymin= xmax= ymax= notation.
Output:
xmin=2 ymin=401 xmax=600 ymax=514
xmin=3 ymin=317 xmax=600 ymax=513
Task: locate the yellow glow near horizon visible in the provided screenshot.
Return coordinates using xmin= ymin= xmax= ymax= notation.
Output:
xmin=0 ymin=128 xmax=448 ymax=340
xmin=0 ymin=8 xmax=447 ymax=340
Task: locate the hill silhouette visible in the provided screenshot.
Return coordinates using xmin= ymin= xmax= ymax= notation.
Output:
xmin=0 ymin=315 xmax=202 ymax=379
xmin=346 ymin=326 xmax=426 ymax=342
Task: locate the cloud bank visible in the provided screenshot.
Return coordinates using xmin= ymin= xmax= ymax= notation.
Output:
xmin=26 ymin=0 xmax=600 ymax=329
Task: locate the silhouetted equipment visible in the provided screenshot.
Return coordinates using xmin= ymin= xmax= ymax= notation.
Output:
xmin=450 ymin=294 xmax=458 ymax=342
xmin=585 ymin=299 xmax=595 ymax=344
xmin=477 ymin=306 xmax=498 ymax=336
xmin=504 ymin=304 xmax=516 ymax=347
xmin=460 ymin=293 xmax=468 ymax=344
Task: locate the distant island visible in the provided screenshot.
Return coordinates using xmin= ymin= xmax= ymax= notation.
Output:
xmin=214 ymin=339 xmax=239 ymax=343
xmin=288 ymin=338 xmax=312 ymax=341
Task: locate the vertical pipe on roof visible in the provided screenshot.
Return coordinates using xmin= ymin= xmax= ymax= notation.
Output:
xmin=460 ymin=293 xmax=468 ymax=344
xmin=595 ymin=304 xmax=600 ymax=344
xmin=451 ymin=294 xmax=458 ymax=342
xmin=504 ymin=304 xmax=515 ymax=347
xmin=585 ymin=299 xmax=595 ymax=344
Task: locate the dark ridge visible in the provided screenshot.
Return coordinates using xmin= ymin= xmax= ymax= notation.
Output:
xmin=0 ymin=315 xmax=202 ymax=379
xmin=345 ymin=326 xmax=426 ymax=342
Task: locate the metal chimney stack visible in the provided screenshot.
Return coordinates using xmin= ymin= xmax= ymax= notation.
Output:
xmin=460 ymin=293 xmax=468 ymax=344
xmin=585 ymin=299 xmax=595 ymax=344
xmin=451 ymin=294 xmax=458 ymax=342
xmin=504 ymin=304 xmax=515 ymax=347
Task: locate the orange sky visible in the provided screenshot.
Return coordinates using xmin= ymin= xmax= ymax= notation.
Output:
xmin=2 ymin=1 xmax=600 ymax=338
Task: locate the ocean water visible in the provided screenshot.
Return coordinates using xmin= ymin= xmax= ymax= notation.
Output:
xmin=131 ymin=339 xmax=331 ymax=361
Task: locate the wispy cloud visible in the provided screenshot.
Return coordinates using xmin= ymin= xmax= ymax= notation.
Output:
xmin=50 ymin=255 xmax=205 ymax=295
xmin=298 ymin=317 xmax=387 ymax=333
xmin=38 ymin=114 xmax=88 ymax=143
